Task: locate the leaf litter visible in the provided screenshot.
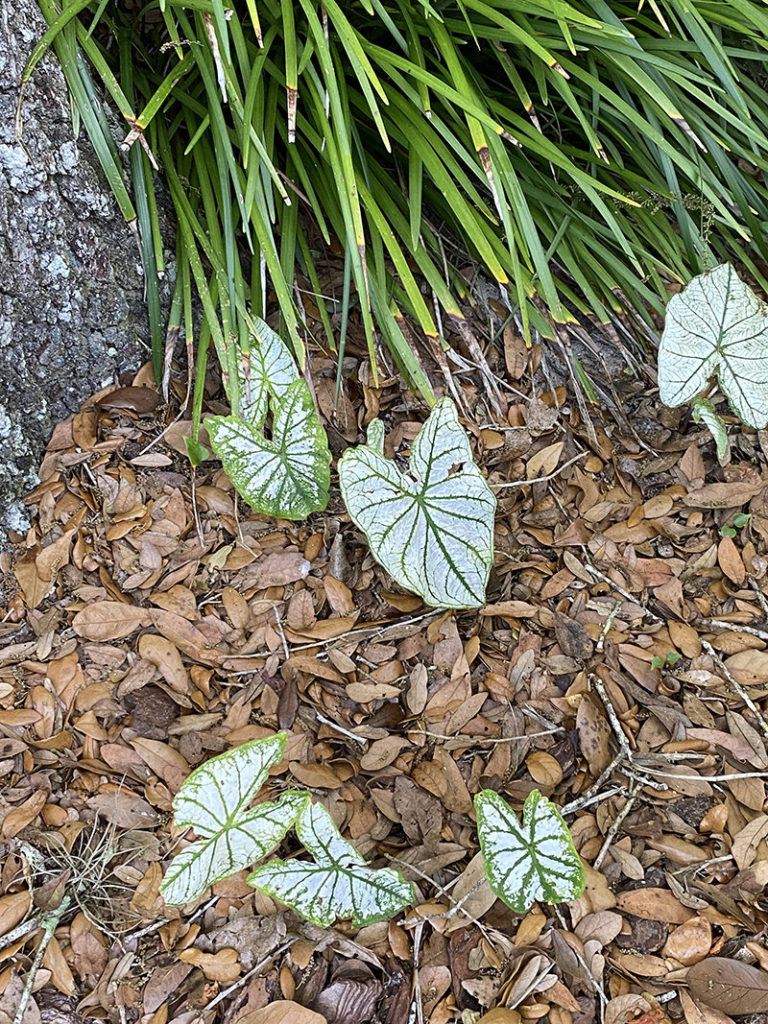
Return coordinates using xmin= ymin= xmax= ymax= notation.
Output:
xmin=2 ymin=307 xmax=768 ymax=1024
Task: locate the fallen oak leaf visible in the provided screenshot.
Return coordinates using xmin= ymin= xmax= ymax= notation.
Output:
xmin=687 ymin=957 xmax=768 ymax=1014
xmin=72 ymin=602 xmax=150 ymax=641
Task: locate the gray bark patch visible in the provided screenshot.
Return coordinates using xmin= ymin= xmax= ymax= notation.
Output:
xmin=0 ymin=0 xmax=151 ymax=542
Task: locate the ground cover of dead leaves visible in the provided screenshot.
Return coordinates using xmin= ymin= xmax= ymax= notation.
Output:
xmin=3 ymin=327 xmax=768 ymax=1024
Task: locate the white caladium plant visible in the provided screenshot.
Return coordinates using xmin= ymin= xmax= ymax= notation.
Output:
xmin=338 ymin=397 xmax=496 ymax=609
xmin=205 ymin=321 xmax=331 ymax=520
xmin=160 ymin=733 xmax=307 ymax=906
xmin=659 ymin=263 xmax=768 ymax=441
xmin=475 ymin=789 xmax=585 ymax=913
xmin=248 ymin=801 xmax=415 ymax=927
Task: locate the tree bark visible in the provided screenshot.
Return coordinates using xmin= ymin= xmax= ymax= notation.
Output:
xmin=0 ymin=0 xmax=151 ymax=542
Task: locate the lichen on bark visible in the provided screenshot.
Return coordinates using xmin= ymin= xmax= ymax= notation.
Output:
xmin=0 ymin=0 xmax=153 ymax=542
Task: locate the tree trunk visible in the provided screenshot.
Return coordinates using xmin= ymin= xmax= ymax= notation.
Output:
xmin=0 ymin=0 xmax=151 ymax=542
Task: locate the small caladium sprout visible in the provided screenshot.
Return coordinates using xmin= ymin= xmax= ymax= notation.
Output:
xmin=160 ymin=733 xmax=308 ymax=906
xmin=659 ymin=263 xmax=768 ymax=445
xmin=475 ymin=789 xmax=585 ymax=914
xmin=248 ymin=801 xmax=415 ymax=927
xmin=338 ymin=397 xmax=496 ymax=609
xmin=205 ymin=320 xmax=332 ymax=520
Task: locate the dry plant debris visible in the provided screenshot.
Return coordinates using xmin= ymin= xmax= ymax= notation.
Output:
xmin=2 ymin=322 xmax=768 ymax=1024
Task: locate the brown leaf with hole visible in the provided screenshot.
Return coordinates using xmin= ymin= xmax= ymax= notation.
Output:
xmin=687 ymin=958 xmax=768 ymax=1014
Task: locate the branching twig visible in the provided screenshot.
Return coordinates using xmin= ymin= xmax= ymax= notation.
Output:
xmin=14 ymin=896 xmax=71 ymax=1024
xmin=493 ymin=452 xmax=588 ymax=489
xmin=701 ymin=638 xmax=768 ymax=741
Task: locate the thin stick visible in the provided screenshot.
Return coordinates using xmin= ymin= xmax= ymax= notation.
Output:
xmin=584 ymin=565 xmax=663 ymax=623
xmin=205 ymin=940 xmax=295 ymax=1010
xmin=701 ymin=639 xmax=768 ymax=741
xmin=593 ymin=789 xmax=639 ymax=871
xmin=411 ymin=726 xmax=564 ymax=745
xmin=493 ymin=452 xmax=588 ymax=489
xmin=14 ymin=896 xmax=71 ymax=1024
xmin=553 ymin=905 xmax=607 ymax=1014
xmin=315 ymin=712 xmax=367 ymax=747
xmin=701 ymin=619 xmax=768 ymax=643
xmin=749 ymin=579 xmax=768 ymax=620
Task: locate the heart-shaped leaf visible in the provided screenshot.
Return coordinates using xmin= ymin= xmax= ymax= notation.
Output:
xmin=475 ymin=789 xmax=584 ymax=913
xmin=337 ymin=397 xmax=496 ymax=609
xmin=160 ymin=733 xmax=307 ymax=906
xmin=659 ymin=263 xmax=768 ymax=429
xmin=248 ymin=802 xmax=414 ymax=927
xmin=206 ymin=379 xmax=331 ymax=520
xmin=230 ymin=319 xmax=299 ymax=427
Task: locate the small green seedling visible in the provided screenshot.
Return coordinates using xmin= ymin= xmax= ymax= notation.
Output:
xmin=205 ymin=322 xmax=331 ymax=520
xmin=659 ymin=263 xmax=768 ymax=456
xmin=721 ymin=513 xmax=751 ymax=538
xmin=338 ymin=398 xmax=496 ymax=609
xmin=650 ymin=651 xmax=682 ymax=671
xmin=475 ymin=789 xmax=585 ymax=913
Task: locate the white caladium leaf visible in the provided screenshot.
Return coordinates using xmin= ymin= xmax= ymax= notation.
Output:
xmin=230 ymin=320 xmax=299 ymax=427
xmin=206 ymin=379 xmax=331 ymax=520
xmin=248 ymin=802 xmax=414 ymax=927
xmin=659 ymin=263 xmax=768 ymax=429
xmin=475 ymin=789 xmax=584 ymax=913
xmin=337 ymin=397 xmax=496 ymax=609
xmin=160 ymin=733 xmax=308 ymax=906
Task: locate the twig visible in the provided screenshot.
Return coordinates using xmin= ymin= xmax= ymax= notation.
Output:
xmin=553 ymin=906 xmax=607 ymax=1015
xmin=701 ymin=639 xmax=768 ymax=741
xmin=411 ymin=921 xmax=425 ymax=1024
xmin=14 ymin=896 xmax=71 ymax=1024
xmin=561 ymin=786 xmax=626 ymax=816
xmin=315 ymin=712 xmax=367 ymax=747
xmin=493 ymin=452 xmax=588 ymax=489
xmin=749 ymin=579 xmax=768 ymax=620
xmin=584 ymin=565 xmax=663 ymax=623
xmin=596 ymin=601 xmax=623 ymax=653
xmin=390 ymin=857 xmax=496 ymax=947
xmin=272 ymin=604 xmax=291 ymax=661
xmin=411 ymin=726 xmax=565 ymax=745
xmin=593 ymin=788 xmax=639 ymax=871
xmin=561 ymin=747 xmax=628 ymax=816
xmin=701 ymin=619 xmax=768 ymax=643
xmin=639 ymin=766 xmax=768 ymax=783
xmin=205 ymin=940 xmax=295 ymax=1010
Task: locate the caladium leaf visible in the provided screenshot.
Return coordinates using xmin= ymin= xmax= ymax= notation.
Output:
xmin=229 ymin=320 xmax=299 ymax=427
xmin=206 ymin=379 xmax=331 ymax=520
xmin=337 ymin=397 xmax=496 ymax=609
xmin=475 ymin=789 xmax=584 ymax=913
xmin=691 ymin=396 xmax=728 ymax=461
xmin=160 ymin=733 xmax=308 ymax=906
xmin=659 ymin=263 xmax=768 ymax=429
xmin=248 ymin=802 xmax=414 ymax=927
